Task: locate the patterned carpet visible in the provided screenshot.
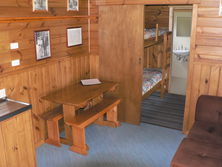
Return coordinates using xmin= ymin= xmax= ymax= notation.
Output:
xmin=141 ymin=92 xmax=186 ymax=130
xmin=37 ymin=123 xmax=184 ymax=167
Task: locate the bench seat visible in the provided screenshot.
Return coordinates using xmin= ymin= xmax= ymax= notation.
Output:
xmin=41 ymin=106 xmax=63 ymax=147
xmin=66 ymin=97 xmax=121 ymax=128
xmin=66 ymin=96 xmax=121 ymax=155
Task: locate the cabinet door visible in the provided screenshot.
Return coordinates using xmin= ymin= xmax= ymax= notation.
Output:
xmin=99 ymin=5 xmax=144 ymax=124
xmin=1 ymin=110 xmax=36 ymax=167
xmin=1 ymin=114 xmax=21 ymax=167
xmin=0 ymin=126 xmax=7 ymax=167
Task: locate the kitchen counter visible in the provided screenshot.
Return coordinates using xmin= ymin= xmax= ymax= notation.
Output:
xmin=0 ymin=98 xmax=31 ymax=121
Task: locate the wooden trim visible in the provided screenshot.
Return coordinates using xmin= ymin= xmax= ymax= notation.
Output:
xmin=173 ymin=9 xmax=193 ymax=12
xmin=0 ymin=16 xmax=97 ymax=23
xmin=126 ymin=0 xmax=200 ymax=5
xmin=96 ymin=0 xmax=200 ymax=6
xmin=183 ymin=4 xmax=198 ymax=134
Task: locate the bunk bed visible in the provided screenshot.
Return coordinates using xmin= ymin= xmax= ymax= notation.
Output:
xmin=142 ymin=24 xmax=172 ymax=100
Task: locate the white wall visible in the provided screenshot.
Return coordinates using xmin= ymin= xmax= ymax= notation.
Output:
xmin=169 ymin=9 xmax=192 ymax=95
xmin=172 ymin=11 xmax=192 ymax=79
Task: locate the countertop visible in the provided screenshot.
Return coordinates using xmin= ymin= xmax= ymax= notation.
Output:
xmin=0 ymin=99 xmax=31 ymax=122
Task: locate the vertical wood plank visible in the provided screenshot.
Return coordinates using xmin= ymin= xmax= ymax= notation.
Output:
xmin=183 ymin=4 xmax=198 ymax=133
xmin=0 ymin=125 xmax=7 ymax=167
xmin=208 ymin=66 xmax=220 ymax=96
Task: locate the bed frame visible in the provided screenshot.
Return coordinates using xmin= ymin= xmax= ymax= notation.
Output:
xmin=143 ymin=27 xmax=172 ymax=100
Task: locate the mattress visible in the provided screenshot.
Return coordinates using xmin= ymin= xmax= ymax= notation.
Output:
xmin=144 ymin=28 xmax=168 ymax=40
xmin=142 ymin=68 xmax=162 ymax=95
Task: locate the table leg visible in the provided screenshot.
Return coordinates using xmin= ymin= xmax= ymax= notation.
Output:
xmin=70 ymin=126 xmax=88 ymax=155
xmin=63 ymin=105 xmax=76 ymax=142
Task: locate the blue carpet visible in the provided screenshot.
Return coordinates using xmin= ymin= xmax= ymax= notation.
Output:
xmin=37 ymin=123 xmax=184 ymax=167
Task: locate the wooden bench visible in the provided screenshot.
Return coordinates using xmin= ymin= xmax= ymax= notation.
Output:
xmin=41 ymin=106 xmax=63 ymax=147
xmin=66 ymin=96 xmax=121 ymax=155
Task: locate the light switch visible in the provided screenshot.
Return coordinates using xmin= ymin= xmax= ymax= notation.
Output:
xmin=0 ymin=89 xmax=6 ymax=98
xmin=10 ymin=42 xmax=19 ymax=50
xmin=11 ymin=59 xmax=20 ymax=67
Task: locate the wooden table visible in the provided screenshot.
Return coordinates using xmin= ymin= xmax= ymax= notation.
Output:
xmin=42 ymin=81 xmax=118 ymax=144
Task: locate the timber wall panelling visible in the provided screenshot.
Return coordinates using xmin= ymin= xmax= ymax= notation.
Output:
xmin=0 ymin=0 xmax=91 ymax=145
xmin=144 ymin=6 xmax=169 ymax=29
xmin=96 ymin=0 xmax=200 ymax=5
xmin=89 ymin=0 xmax=100 ymax=78
xmin=0 ymin=0 xmax=88 ymax=18
xmin=183 ymin=0 xmax=222 ymax=133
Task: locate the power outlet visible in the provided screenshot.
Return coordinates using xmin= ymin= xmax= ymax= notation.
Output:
xmin=10 ymin=42 xmax=19 ymax=50
xmin=0 ymin=89 xmax=6 ymax=98
xmin=11 ymin=59 xmax=20 ymax=67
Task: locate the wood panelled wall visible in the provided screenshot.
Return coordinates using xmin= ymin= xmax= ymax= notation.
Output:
xmin=183 ymin=0 xmax=222 ymax=133
xmin=144 ymin=5 xmax=169 ymax=29
xmin=0 ymin=0 xmax=91 ymax=145
xmin=0 ymin=19 xmax=89 ymax=74
xmin=0 ymin=0 xmax=88 ymax=18
xmin=96 ymin=0 xmax=200 ymax=5
xmin=89 ymin=0 xmax=100 ymax=78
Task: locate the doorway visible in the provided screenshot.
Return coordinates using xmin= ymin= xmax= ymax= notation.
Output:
xmin=141 ymin=5 xmax=193 ymax=130
xmin=169 ymin=7 xmax=192 ymax=95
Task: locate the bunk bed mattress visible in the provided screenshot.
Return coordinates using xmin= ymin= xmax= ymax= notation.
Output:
xmin=142 ymin=68 xmax=162 ymax=95
xmin=144 ymin=28 xmax=168 ymax=40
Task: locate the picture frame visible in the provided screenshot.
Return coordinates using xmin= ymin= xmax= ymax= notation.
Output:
xmin=67 ymin=0 xmax=79 ymax=11
xmin=67 ymin=27 xmax=83 ymax=47
xmin=34 ymin=30 xmax=51 ymax=60
xmin=33 ymin=0 xmax=48 ymax=12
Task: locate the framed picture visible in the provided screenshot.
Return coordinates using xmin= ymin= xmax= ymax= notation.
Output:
xmin=67 ymin=0 xmax=79 ymax=11
xmin=67 ymin=27 xmax=83 ymax=47
xmin=34 ymin=30 xmax=51 ymax=60
xmin=220 ymin=0 xmax=222 ymax=16
xmin=33 ymin=0 xmax=48 ymax=11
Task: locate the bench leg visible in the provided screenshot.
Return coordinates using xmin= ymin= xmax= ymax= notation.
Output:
xmin=94 ymin=106 xmax=121 ymax=128
xmin=107 ymin=106 xmax=121 ymax=127
xmin=45 ymin=119 xmax=61 ymax=147
xmin=70 ymin=126 xmax=88 ymax=155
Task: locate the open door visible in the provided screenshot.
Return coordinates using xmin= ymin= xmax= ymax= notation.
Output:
xmin=99 ymin=5 xmax=144 ymax=124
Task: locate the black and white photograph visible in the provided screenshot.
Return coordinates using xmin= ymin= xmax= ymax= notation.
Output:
xmin=67 ymin=27 xmax=82 ymax=47
xmin=33 ymin=0 xmax=48 ymax=11
xmin=67 ymin=0 xmax=79 ymax=11
xmin=34 ymin=30 xmax=51 ymax=60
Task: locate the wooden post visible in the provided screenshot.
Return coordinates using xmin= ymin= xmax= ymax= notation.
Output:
xmin=63 ymin=105 xmax=76 ymax=142
xmin=45 ymin=119 xmax=61 ymax=147
xmin=155 ymin=24 xmax=159 ymax=42
xmin=107 ymin=106 xmax=120 ymax=127
xmin=70 ymin=127 xmax=88 ymax=155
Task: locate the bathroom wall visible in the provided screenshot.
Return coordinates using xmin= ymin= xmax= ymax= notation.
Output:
xmin=169 ymin=9 xmax=192 ymax=95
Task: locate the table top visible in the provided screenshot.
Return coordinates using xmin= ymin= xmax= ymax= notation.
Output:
xmin=42 ymin=81 xmax=118 ymax=107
